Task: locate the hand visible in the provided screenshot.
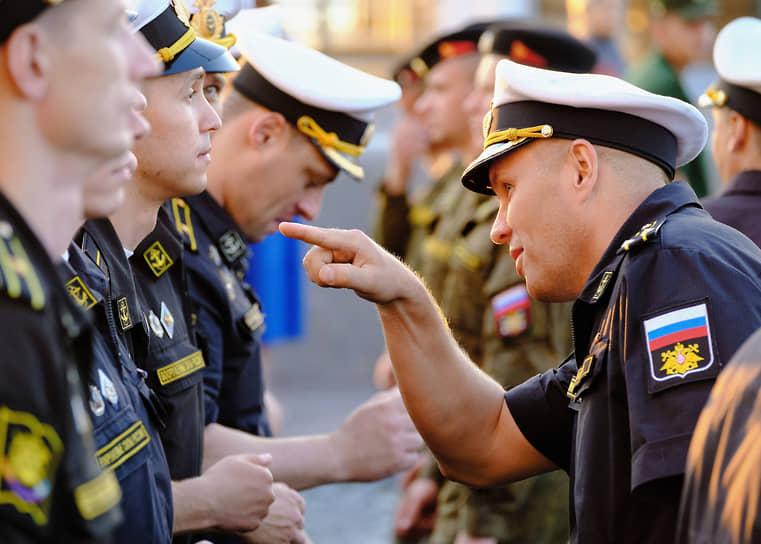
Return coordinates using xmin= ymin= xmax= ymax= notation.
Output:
xmin=394 ymin=477 xmax=439 ymax=537
xmin=278 ymin=223 xmax=423 ymax=305
xmin=399 ymin=454 xmax=429 ymax=490
xmin=384 ymin=115 xmax=430 ymax=195
xmin=242 ymin=482 xmax=306 ymax=544
xmin=331 ymin=387 xmax=424 ymax=482
xmin=373 ymin=350 xmax=397 ymax=390
xmin=204 ymin=453 xmax=275 ymax=532
xmin=454 ymin=531 xmax=497 ymax=544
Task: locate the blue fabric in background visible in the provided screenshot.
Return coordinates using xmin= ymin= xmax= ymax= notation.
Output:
xmin=246 ymin=226 xmax=307 ymax=346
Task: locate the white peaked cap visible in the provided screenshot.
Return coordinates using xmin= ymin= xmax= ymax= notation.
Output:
xmin=462 ymin=58 xmax=708 ymax=194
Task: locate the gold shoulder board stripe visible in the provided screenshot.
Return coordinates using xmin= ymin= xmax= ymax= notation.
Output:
xmin=74 ymin=469 xmax=121 ymax=521
xmin=452 ymin=244 xmax=481 ymax=271
xmin=423 ymin=237 xmax=451 ymax=261
xmin=96 ymin=421 xmax=150 ymax=471
xmin=157 ymin=350 xmax=205 ymax=386
xmin=409 ymin=205 xmax=436 ymax=226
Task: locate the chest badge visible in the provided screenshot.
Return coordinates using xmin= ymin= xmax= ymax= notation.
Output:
xmin=643 ymin=302 xmax=717 ymax=393
xmin=116 ymin=297 xmax=132 ymax=330
xmin=218 ymin=230 xmax=247 ymax=264
xmin=98 ymin=369 xmax=119 ymax=407
xmin=89 ymin=385 xmax=105 ymax=417
xmin=160 ymin=301 xmax=175 ymax=339
xmin=148 ymin=310 xmax=164 ymax=339
xmin=244 ymin=303 xmax=265 ymax=332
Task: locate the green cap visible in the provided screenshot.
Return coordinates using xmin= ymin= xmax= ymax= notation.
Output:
xmin=651 ymin=0 xmax=719 ymax=20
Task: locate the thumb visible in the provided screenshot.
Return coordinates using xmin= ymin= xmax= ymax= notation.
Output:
xmin=394 ymin=488 xmax=427 ymax=533
xmin=244 ymin=453 xmax=273 ymax=467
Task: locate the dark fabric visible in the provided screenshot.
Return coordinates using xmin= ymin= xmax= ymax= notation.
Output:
xmin=0 ymin=190 xmax=121 ymax=542
xmin=67 ymin=232 xmax=173 ymax=544
xmin=505 ymin=181 xmax=761 ymax=543
xmin=167 ymin=193 xmax=270 ymax=437
xmin=130 ymin=208 xmax=204 ymax=485
xmin=678 ymin=327 xmax=761 ymax=543
xmin=702 ymin=170 xmax=761 ymax=249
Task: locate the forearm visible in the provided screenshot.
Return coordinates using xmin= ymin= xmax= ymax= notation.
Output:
xmin=172 ymin=478 xmax=215 ymax=534
xmin=377 ymin=284 xmax=554 ymax=485
xmin=203 ymin=423 xmax=342 ymax=490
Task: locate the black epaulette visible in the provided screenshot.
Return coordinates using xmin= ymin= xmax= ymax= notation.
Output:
xmin=620 ymin=218 xmax=666 ymax=253
xmin=0 ymin=222 xmax=45 ymax=310
xmin=169 ymin=198 xmax=198 ymax=252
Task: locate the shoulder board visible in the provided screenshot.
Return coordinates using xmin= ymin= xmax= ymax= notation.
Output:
xmin=0 ymin=223 xmax=45 ymax=310
xmin=170 ymin=198 xmax=198 ymax=252
xmin=620 ymin=218 xmax=666 ymax=253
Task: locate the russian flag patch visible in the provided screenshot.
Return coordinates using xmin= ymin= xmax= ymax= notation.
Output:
xmin=491 ymin=284 xmax=531 ymax=338
xmin=643 ymin=302 xmax=718 ymax=393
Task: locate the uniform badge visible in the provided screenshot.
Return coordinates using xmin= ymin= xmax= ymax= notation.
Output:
xmin=0 ymin=407 xmax=63 ymax=526
xmin=65 ymin=276 xmax=98 ymax=310
xmin=160 ymin=301 xmax=175 ymax=339
xmin=143 ymin=241 xmax=174 ymax=278
xmin=491 ymin=284 xmax=531 ymax=337
xmin=98 ymin=369 xmax=119 ymax=407
xmin=117 ymin=297 xmax=132 ymax=330
xmin=208 ymin=244 xmax=222 ymax=266
xmin=171 ymin=0 xmax=192 ymax=27
xmin=244 ymin=303 xmax=265 ymax=332
xmin=218 ymin=230 xmax=247 ymax=264
xmin=643 ymin=302 xmax=717 ymax=393
xmin=88 ymin=385 xmax=105 ymax=417
xmin=148 ymin=310 xmax=164 ymax=339
xmin=190 ymin=0 xmax=225 ymax=40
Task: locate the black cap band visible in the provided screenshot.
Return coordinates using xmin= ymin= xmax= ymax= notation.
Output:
xmin=717 ymin=78 xmax=761 ymax=128
xmin=490 ymin=101 xmax=677 ymax=178
xmin=232 ymin=62 xmax=369 ymax=146
xmin=0 ymin=1 xmax=57 ymax=44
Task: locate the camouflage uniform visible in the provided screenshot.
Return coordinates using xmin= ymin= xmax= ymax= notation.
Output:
xmin=430 ymin=199 xmax=572 ymax=544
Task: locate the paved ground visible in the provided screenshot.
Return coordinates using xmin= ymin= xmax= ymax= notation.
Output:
xmin=267 ymin=106 xmax=405 ymax=543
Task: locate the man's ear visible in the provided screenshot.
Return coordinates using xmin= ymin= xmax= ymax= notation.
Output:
xmin=246 ymin=110 xmax=288 ymax=149
xmin=5 ymin=24 xmax=50 ymax=100
xmin=727 ymin=111 xmax=750 ymax=153
xmin=567 ymin=139 xmax=598 ymax=201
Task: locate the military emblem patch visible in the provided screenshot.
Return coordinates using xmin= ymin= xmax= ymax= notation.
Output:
xmin=117 ymin=297 xmax=132 ymax=330
xmin=143 ymin=241 xmax=174 ymax=278
xmin=148 ymin=310 xmax=164 ymax=339
xmin=65 ymin=276 xmax=98 ymax=310
xmin=0 ymin=407 xmax=63 ymax=526
xmin=491 ymin=284 xmax=531 ymax=337
xmin=218 ymin=230 xmax=247 ymax=264
xmin=643 ymin=302 xmax=718 ymax=393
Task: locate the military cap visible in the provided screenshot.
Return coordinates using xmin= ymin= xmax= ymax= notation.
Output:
xmin=461 ymin=59 xmax=707 ymax=194
xmin=232 ymin=32 xmax=401 ymax=180
xmin=0 ymin=0 xmax=65 ymax=43
xmin=478 ymin=24 xmax=597 ymax=73
xmin=408 ymin=24 xmax=489 ymax=79
xmin=131 ymin=0 xmax=239 ymax=76
xmin=650 ymin=0 xmax=718 ymax=20
xmin=699 ymin=17 xmax=761 ymax=128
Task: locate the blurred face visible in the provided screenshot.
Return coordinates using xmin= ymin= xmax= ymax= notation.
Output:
xmin=464 ymin=55 xmax=501 ymax=147
xmin=414 ymin=57 xmax=475 ymax=149
xmin=38 ymin=0 xmax=158 ymax=161
xmin=83 ymin=90 xmax=150 ymax=218
xmin=656 ymin=14 xmax=713 ymax=68
xmin=227 ymin=128 xmax=338 ymax=242
xmin=133 ymin=68 xmax=221 ymax=199
xmin=489 ymin=142 xmax=586 ymax=301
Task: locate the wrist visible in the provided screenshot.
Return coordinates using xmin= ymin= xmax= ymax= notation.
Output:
xmin=324 ymin=432 xmax=352 ymax=483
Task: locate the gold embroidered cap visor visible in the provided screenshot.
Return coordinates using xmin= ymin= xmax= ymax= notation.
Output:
xmin=462 ymin=101 xmax=680 ymax=195
xmin=136 ymin=2 xmax=238 ymax=76
xmin=0 ymin=0 xmax=65 ymax=43
xmin=233 ymin=62 xmax=375 ymax=180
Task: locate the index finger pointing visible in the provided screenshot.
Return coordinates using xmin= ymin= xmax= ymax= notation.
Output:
xmin=279 ymin=222 xmax=361 ymax=254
